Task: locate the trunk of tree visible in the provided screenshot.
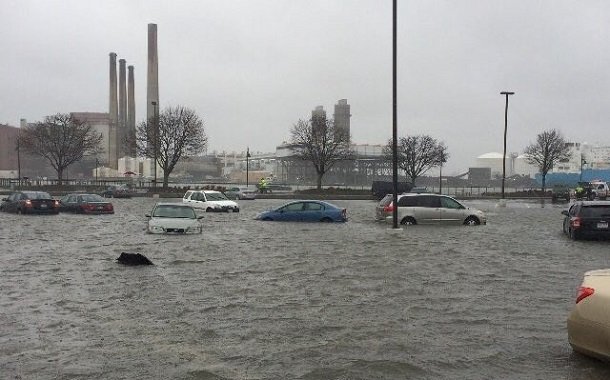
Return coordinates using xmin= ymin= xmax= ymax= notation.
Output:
xmin=163 ymin=171 xmax=170 ymax=188
xmin=541 ymin=175 xmax=546 ymax=196
xmin=316 ymin=172 xmax=323 ymax=190
xmin=57 ymin=169 xmax=63 ymax=186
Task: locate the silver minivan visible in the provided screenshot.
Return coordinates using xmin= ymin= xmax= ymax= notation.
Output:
xmin=375 ymin=193 xmax=486 ymax=225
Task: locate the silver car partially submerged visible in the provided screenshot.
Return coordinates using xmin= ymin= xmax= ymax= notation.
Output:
xmin=146 ymin=203 xmax=203 ymax=234
xmin=375 ymin=193 xmax=487 ymax=226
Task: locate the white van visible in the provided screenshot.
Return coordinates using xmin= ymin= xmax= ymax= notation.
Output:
xmin=182 ymin=190 xmax=239 ymax=212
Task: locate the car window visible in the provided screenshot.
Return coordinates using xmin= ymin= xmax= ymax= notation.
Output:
xmin=283 ymin=202 xmax=304 ymax=212
xmin=154 ymin=205 xmax=196 ymax=218
xmin=418 ymin=195 xmax=441 ymax=208
xmin=397 ymin=196 xmax=417 ymax=207
xmin=378 ymin=194 xmax=393 ymax=207
xmin=440 ymin=197 xmax=463 ymax=209
xmin=305 ymin=202 xmax=324 ymax=211
xmin=569 ymin=204 xmax=579 ymax=216
xmin=206 ymin=192 xmax=229 ymax=201
xmin=184 ymin=191 xmax=193 ymax=200
xmin=580 ymin=205 xmax=610 ymax=218
xmin=82 ymin=194 xmax=104 ymax=202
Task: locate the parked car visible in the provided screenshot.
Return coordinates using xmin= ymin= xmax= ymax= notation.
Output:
xmin=0 ymin=191 xmax=59 ymax=214
xmin=551 ymin=184 xmax=571 ymax=203
xmin=59 ymin=193 xmax=114 ymax=214
xmin=375 ymin=193 xmax=486 ymax=225
xmin=146 ymin=203 xmax=203 ymax=234
xmin=562 ymin=201 xmax=610 ymax=240
xmin=568 ymin=269 xmax=610 ymax=361
xmin=101 ymin=185 xmax=133 ymax=198
xmin=590 ymin=181 xmax=609 ymax=200
xmin=224 ymin=186 xmax=257 ymax=200
xmin=182 ymin=190 xmax=239 ymax=212
xmin=255 ymin=200 xmax=347 ymax=222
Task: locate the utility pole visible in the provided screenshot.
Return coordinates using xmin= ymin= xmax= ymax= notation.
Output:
xmin=246 ymin=147 xmax=251 ymax=187
xmin=392 ymin=0 xmax=398 ymax=229
xmin=500 ymin=91 xmax=515 ymax=199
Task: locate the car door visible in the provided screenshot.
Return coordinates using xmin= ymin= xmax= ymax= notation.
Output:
xmin=277 ymin=202 xmax=304 ymax=221
xmin=303 ymin=202 xmax=324 ymax=221
xmin=63 ymin=195 xmax=76 ymax=212
xmin=5 ymin=193 xmax=18 ymax=212
xmin=415 ymin=195 xmax=442 ymax=224
xmin=439 ymin=196 xmax=466 ymax=224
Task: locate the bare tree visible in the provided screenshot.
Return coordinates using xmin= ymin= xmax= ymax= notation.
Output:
xmin=290 ymin=115 xmax=353 ymax=189
xmin=523 ymin=129 xmax=571 ymax=194
xmin=385 ymin=135 xmax=449 ymax=185
xmin=18 ymin=113 xmax=103 ymax=184
xmin=135 ymin=105 xmax=207 ymax=188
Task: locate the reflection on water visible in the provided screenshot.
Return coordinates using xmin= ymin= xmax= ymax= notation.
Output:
xmin=0 ymin=198 xmax=608 ymax=379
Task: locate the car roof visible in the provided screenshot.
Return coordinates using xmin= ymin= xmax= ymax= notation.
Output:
xmin=155 ymin=202 xmax=193 ymax=207
xmin=575 ymin=200 xmax=610 ymax=206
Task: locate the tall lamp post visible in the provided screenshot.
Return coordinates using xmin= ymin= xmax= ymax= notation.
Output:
xmin=151 ymin=101 xmax=158 ymax=188
xmin=500 ymin=91 xmax=515 ymax=199
xmin=246 ymin=147 xmax=251 ymax=187
xmin=16 ymin=132 xmax=21 ymax=188
xmin=391 ymin=0 xmax=398 ymax=229
xmin=95 ymin=157 xmax=99 ymax=186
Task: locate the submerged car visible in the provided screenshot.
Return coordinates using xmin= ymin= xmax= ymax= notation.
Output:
xmin=568 ymin=269 xmax=610 ymax=361
xmin=255 ymin=200 xmax=347 ymax=222
xmin=59 ymin=193 xmax=114 ymax=214
xmin=0 ymin=191 xmax=59 ymax=214
xmin=182 ymin=190 xmax=239 ymax=212
xmin=101 ymin=185 xmax=133 ymax=198
xmin=146 ymin=203 xmax=203 ymax=234
xmin=375 ymin=193 xmax=486 ymax=225
xmin=562 ymin=201 xmax=610 ymax=240
xmin=224 ymin=186 xmax=257 ymax=200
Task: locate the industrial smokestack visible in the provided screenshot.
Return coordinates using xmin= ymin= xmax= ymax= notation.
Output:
xmin=127 ymin=65 xmax=136 ymax=157
xmin=118 ymin=58 xmax=127 ymax=159
xmin=108 ymin=52 xmax=118 ymax=169
xmin=147 ymin=23 xmax=159 ymax=124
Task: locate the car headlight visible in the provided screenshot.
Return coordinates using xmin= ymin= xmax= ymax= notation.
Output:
xmin=148 ymin=225 xmax=165 ymax=233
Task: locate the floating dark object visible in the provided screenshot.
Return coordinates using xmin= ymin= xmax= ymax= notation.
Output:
xmin=117 ymin=252 xmax=153 ymax=266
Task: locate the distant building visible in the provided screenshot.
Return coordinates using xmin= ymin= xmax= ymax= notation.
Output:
xmin=311 ymin=105 xmax=326 ymax=120
xmin=70 ymin=112 xmax=111 ymax=164
xmin=0 ymin=124 xmax=19 ymax=177
xmin=333 ymin=99 xmax=351 ymax=136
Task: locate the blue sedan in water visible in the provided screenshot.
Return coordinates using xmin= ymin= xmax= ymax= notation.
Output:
xmin=255 ymin=200 xmax=347 ymax=222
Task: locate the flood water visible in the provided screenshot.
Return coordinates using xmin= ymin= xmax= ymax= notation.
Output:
xmin=1 ymin=197 xmax=610 ymax=379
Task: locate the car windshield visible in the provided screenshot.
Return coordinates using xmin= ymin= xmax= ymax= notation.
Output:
xmin=24 ymin=192 xmax=52 ymax=199
xmin=81 ymin=194 xmax=105 ymax=202
xmin=206 ymin=192 xmax=229 ymax=201
xmin=153 ymin=205 xmax=196 ymax=218
xmin=581 ymin=205 xmax=610 ymax=218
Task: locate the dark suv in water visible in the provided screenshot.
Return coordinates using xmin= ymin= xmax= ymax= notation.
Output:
xmin=562 ymin=201 xmax=610 ymax=240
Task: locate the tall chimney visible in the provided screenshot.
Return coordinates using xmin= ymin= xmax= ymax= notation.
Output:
xmin=118 ymin=59 xmax=127 ymax=159
xmin=147 ymin=23 xmax=159 ymax=124
xmin=127 ymin=65 xmax=136 ymax=157
xmin=108 ymin=52 xmax=118 ymax=169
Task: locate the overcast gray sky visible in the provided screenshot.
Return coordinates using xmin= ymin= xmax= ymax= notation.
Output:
xmin=2 ymin=0 xmax=609 ymax=174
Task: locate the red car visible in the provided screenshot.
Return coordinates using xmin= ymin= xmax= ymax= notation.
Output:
xmin=59 ymin=193 xmax=114 ymax=214
xmin=0 ymin=191 xmax=59 ymax=214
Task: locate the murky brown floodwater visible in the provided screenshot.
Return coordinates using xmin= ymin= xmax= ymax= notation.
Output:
xmin=1 ymin=197 xmax=610 ymax=379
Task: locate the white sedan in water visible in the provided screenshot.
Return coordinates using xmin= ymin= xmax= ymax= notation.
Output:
xmin=146 ymin=203 xmax=203 ymax=234
xmin=568 ymin=269 xmax=610 ymax=361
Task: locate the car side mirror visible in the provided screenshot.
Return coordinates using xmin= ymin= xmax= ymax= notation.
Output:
xmin=561 ymin=210 xmax=569 ymax=216
xmin=197 ymin=216 xmax=204 ymax=220
xmin=145 ymin=214 xmax=151 ymax=218
xmin=2 ymin=198 xmax=8 ymax=201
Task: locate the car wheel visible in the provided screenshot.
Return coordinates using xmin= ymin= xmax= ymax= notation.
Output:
xmin=569 ymin=228 xmax=580 ymax=241
xmin=400 ymin=217 xmax=416 ymax=225
xmin=233 ymin=209 xmax=240 ymax=213
xmin=464 ymin=216 xmax=480 ymax=226
xmin=320 ymin=217 xmax=333 ymax=222
xmin=206 ymin=207 xmax=213 ymax=212
xmin=262 ymin=217 xmax=273 ymax=221
xmin=17 ymin=208 xmax=24 ymax=215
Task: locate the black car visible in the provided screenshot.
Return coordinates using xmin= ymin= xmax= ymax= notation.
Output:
xmin=562 ymin=201 xmax=610 ymax=240
xmin=101 ymin=185 xmax=133 ymax=198
xmin=0 ymin=191 xmax=59 ymax=214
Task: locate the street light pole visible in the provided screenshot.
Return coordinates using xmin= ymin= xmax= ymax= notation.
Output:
xmin=151 ymin=101 xmax=158 ymax=188
xmin=246 ymin=147 xmax=251 ymax=187
xmin=500 ymin=91 xmax=515 ymax=199
xmin=95 ymin=157 xmax=99 ymax=186
xmin=391 ymin=0 xmax=398 ymax=229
